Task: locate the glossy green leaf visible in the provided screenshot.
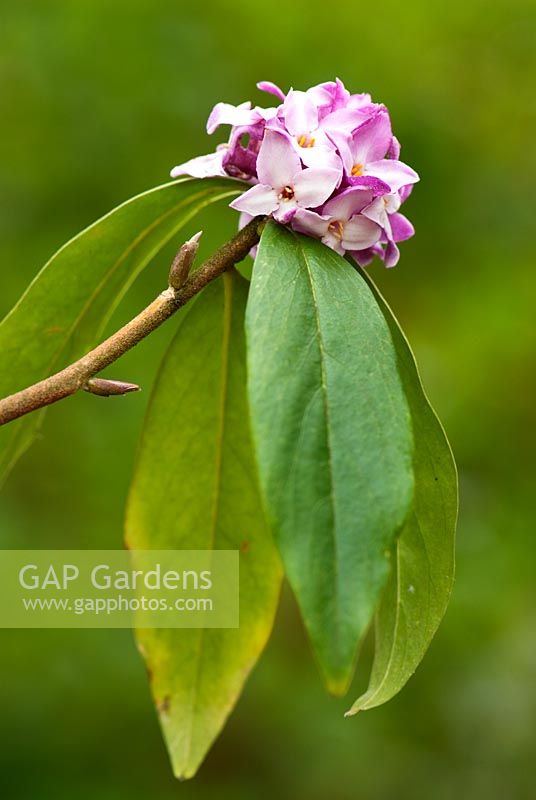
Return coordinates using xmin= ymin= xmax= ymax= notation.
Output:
xmin=347 ymin=274 xmax=457 ymax=714
xmin=125 ymin=271 xmax=282 ymax=779
xmin=246 ymin=222 xmax=414 ymax=695
xmin=0 ymin=177 xmax=241 ymax=485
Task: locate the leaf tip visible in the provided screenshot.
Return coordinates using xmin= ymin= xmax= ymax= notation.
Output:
xmin=345 ymin=689 xmax=376 ymax=717
xmin=169 ymin=746 xmax=204 ymax=782
xmin=173 ymin=767 xmax=197 ymax=782
xmin=323 ymin=670 xmax=353 ymax=698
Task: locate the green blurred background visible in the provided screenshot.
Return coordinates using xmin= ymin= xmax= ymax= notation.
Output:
xmin=1 ymin=0 xmax=535 ymax=797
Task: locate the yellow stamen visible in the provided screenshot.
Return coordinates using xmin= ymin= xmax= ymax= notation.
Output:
xmin=351 ymin=163 xmax=364 ymax=176
xmin=297 ymin=134 xmax=316 ymax=148
xmin=328 ymin=220 xmax=344 ymax=239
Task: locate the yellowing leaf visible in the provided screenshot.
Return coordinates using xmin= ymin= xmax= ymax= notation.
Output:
xmin=125 ymin=271 xmax=282 ymax=778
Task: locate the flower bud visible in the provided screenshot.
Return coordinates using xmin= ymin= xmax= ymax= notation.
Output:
xmin=84 ymin=378 xmax=140 ymax=397
xmin=168 ymin=231 xmax=202 ymax=290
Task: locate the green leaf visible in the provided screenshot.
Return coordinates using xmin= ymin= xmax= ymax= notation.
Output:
xmin=125 ymin=270 xmax=282 ymax=779
xmin=0 ymin=177 xmax=241 ymax=485
xmin=346 ymin=273 xmax=457 ymax=714
xmin=246 ymin=222 xmax=414 ymax=695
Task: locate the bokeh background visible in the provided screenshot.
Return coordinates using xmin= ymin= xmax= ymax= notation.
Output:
xmin=1 ymin=1 xmax=535 ymax=797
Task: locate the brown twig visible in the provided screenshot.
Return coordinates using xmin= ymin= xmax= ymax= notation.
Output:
xmin=0 ymin=216 xmax=265 ymax=426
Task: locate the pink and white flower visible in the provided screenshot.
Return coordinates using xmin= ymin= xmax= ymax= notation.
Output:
xmin=230 ymin=130 xmax=340 ymax=224
xmin=332 ymin=108 xmax=419 ymax=193
xmin=268 ymin=89 xmax=364 ymax=171
xmin=170 ymin=78 xmax=420 ymax=268
xmin=292 ymin=187 xmax=381 ymax=255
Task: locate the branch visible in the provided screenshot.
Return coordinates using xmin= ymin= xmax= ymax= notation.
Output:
xmin=0 ymin=216 xmax=265 ymax=426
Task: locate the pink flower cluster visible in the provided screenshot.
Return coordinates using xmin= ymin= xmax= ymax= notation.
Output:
xmin=171 ymin=80 xmax=419 ymax=267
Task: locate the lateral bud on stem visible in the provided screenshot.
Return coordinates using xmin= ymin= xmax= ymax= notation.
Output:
xmin=168 ymin=231 xmax=203 ymax=290
xmin=84 ymin=378 xmax=140 ymax=397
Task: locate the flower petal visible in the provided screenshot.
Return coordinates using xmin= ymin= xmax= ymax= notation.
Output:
xmin=282 ymin=89 xmax=319 ymax=137
xmin=223 ymin=123 xmax=264 ymax=180
xmin=350 ymin=109 xmax=393 ymax=165
xmin=170 ymin=150 xmax=225 ymax=179
xmin=305 ymin=82 xmax=336 ymax=110
xmin=238 ymin=211 xmax=258 ymax=257
xmin=365 ymin=159 xmax=419 ymax=192
xmin=384 ymin=240 xmax=400 ymax=268
xmin=345 ymin=175 xmax=391 ymax=195
xmin=383 ymin=192 xmax=402 ymax=214
xmin=328 ymin=78 xmax=350 ymax=111
xmin=389 ymin=212 xmax=415 ymax=242
xmin=327 ymin=129 xmax=354 ymax=175
xmin=273 ymin=200 xmax=298 ymax=224
xmin=238 ymin=211 xmax=253 ymax=228
xmin=257 ymin=81 xmax=286 ymax=102
xmin=349 ymin=246 xmax=377 ymax=267
xmin=347 ymin=92 xmax=373 ymax=109
xmin=293 ymin=167 xmax=340 ymax=208
xmin=399 ymin=183 xmax=414 ymax=203
xmin=323 ymin=186 xmax=375 ymax=220
xmin=206 ymin=101 xmax=260 ymax=134
xmin=341 ymin=215 xmax=381 ymax=250
xmin=298 ymin=143 xmax=343 ymax=173
xmin=306 ymin=80 xmax=349 ymax=117
xmin=256 ymin=129 xmax=301 ymax=188
xmin=322 ymin=107 xmax=370 ymax=136
xmin=255 ymin=106 xmax=279 ymax=122
xmin=291 ymin=208 xmax=330 ymax=238
xmin=387 ymin=135 xmax=401 ymax=160
xmin=230 ymin=184 xmax=279 ymax=216
xmin=361 ymin=197 xmax=391 ymax=237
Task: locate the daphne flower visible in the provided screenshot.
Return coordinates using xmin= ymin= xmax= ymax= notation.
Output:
xmin=257 ymin=79 xmax=374 ymax=120
xmin=172 ymin=102 xmax=273 ymax=181
xmin=362 ymin=191 xmax=403 ymax=237
xmin=220 ymin=122 xmax=265 ymax=181
xmin=292 ymin=187 xmax=381 ymax=254
xmin=359 ymin=192 xmax=415 ymax=267
xmin=170 ymin=78 xmax=419 ymax=268
xmin=333 ymin=108 xmax=419 ymax=192
xmin=270 ymin=89 xmax=365 ymax=171
xmin=349 ymin=190 xmax=415 ymax=267
xmin=307 ymin=79 xmax=351 ymax=116
xmin=230 ymin=130 xmax=340 ymax=224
